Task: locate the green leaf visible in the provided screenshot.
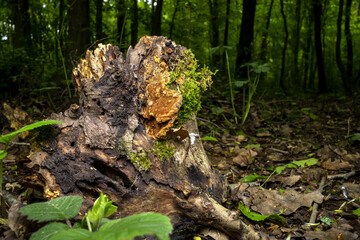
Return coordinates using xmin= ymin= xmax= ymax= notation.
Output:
xmin=30 ymin=222 xmax=70 ymax=240
xmin=241 ymin=173 xmax=267 ymax=183
xmin=210 ymin=107 xmax=225 ymax=115
xmin=0 ymin=150 xmax=7 ymax=161
xmin=20 ymin=196 xmax=83 ymax=222
xmin=275 ymin=158 xmax=318 ymax=174
xmin=0 ymin=120 xmax=63 ymax=145
xmin=50 ymin=229 xmax=93 ymax=240
xmin=201 ymin=136 xmax=218 ymax=141
xmin=319 ymin=216 xmax=335 ymax=226
xmin=98 ymin=212 xmax=173 ymax=240
xmin=234 ymin=80 xmax=249 ymax=88
xmin=309 ymin=113 xmax=319 ymax=120
xmin=238 ymin=202 xmax=287 ymax=226
xmin=353 ymin=208 xmax=360 ymax=217
xmin=347 ymin=134 xmax=360 ymax=144
xmin=87 ymin=193 xmax=117 ymax=231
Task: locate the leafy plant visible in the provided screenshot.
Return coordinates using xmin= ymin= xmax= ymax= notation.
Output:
xmin=225 ymin=50 xmax=238 ymax=124
xmin=200 ymin=136 xmax=218 ymax=141
xmin=238 ymin=202 xmax=287 ymax=225
xmin=353 ymin=208 xmax=360 ymax=217
xmin=240 ymin=173 xmax=267 ymax=183
xmin=0 ymin=120 xmax=63 ymax=191
xmin=240 ymin=62 xmax=271 ymax=125
xmin=261 ymin=158 xmax=318 ymax=187
xmin=20 ymin=194 xmax=173 ymax=240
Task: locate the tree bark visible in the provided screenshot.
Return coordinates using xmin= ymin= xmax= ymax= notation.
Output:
xmin=222 ymin=0 xmax=231 ymax=69
xmin=345 ymin=0 xmax=353 ymax=87
xmin=27 ymin=36 xmax=264 ymax=239
xmin=169 ymin=0 xmax=180 ymax=39
xmin=279 ymin=0 xmax=288 ymax=94
xmin=259 ymin=0 xmax=274 ymax=61
xmin=67 ymin=0 xmax=91 ymax=57
xmin=95 ymin=0 xmax=104 ymax=41
xmin=131 ymin=0 xmax=138 ymax=47
xmin=292 ymin=0 xmax=301 ymax=87
xmin=117 ymin=0 xmax=126 ymax=50
xmin=313 ymin=0 xmax=327 ymax=93
xmin=12 ymin=0 xmax=31 ymax=49
xmin=152 ymin=0 xmax=164 ymax=36
xmin=209 ymin=0 xmax=220 ymax=67
xmin=236 ymin=0 xmax=257 ymax=79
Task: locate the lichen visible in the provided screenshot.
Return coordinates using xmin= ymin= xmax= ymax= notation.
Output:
xmin=130 ymin=151 xmax=151 ymax=171
xmin=168 ymin=50 xmax=215 ymax=127
xmin=152 ymin=140 xmax=176 ymax=160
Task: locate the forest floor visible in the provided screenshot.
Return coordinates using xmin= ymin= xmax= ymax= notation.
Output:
xmin=1 ymin=94 xmax=360 ymax=240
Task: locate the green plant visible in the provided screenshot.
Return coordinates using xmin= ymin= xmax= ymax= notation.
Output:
xmin=20 ymin=193 xmax=173 ymax=240
xmin=239 ymin=62 xmax=271 ymax=125
xmin=238 ymin=202 xmax=287 ymax=225
xmin=225 ymin=50 xmax=238 ymax=124
xmin=0 ymin=120 xmax=63 ymax=191
xmin=152 ymin=140 xmax=176 ymax=161
xmin=261 ymin=158 xmax=318 ymax=187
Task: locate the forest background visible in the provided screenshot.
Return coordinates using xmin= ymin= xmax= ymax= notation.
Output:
xmin=1 ymin=0 xmax=360 ymax=106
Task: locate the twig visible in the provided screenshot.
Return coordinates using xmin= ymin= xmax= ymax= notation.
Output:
xmin=269 ymin=147 xmax=288 ymax=154
xmin=327 ymin=171 xmax=356 ymax=180
xmin=347 ymin=117 xmax=351 ymax=137
xmin=196 ymin=117 xmax=222 ymax=129
xmin=309 ymin=175 xmax=327 ymax=223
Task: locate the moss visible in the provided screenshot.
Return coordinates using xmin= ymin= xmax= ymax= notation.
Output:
xmin=130 ymin=151 xmax=151 ymax=171
xmin=152 ymin=140 xmax=176 ymax=160
xmin=168 ymin=50 xmax=215 ymax=127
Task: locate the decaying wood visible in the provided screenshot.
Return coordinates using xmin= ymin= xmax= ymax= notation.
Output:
xmin=27 ymin=36 xmax=263 ymax=239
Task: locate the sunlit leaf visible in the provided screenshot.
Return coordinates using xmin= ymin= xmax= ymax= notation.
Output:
xmin=201 ymin=136 xmax=218 ymax=141
xmin=30 ymin=222 xmax=70 ymax=240
xmin=275 ymin=158 xmax=318 ymax=174
xmin=238 ymin=202 xmax=287 ymax=225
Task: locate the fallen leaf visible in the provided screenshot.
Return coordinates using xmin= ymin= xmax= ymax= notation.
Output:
xmin=232 ymin=148 xmax=257 ymax=167
xmin=321 ymin=159 xmax=353 ymax=171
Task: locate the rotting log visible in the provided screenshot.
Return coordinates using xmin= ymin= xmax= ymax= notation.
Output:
xmin=27 ymin=36 xmax=263 ymax=239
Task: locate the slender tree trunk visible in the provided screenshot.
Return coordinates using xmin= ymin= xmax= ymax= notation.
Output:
xmin=169 ymin=0 xmax=180 ymax=39
xmin=313 ymin=0 xmax=327 ymax=93
xmin=68 ymin=0 xmax=91 ymax=57
xmin=117 ymin=0 xmax=126 ymax=48
xmin=292 ymin=0 xmax=301 ymax=87
xmin=131 ymin=0 xmax=138 ymax=47
xmin=279 ymin=0 xmax=288 ymax=93
xmin=236 ymin=0 xmax=257 ymax=78
xmin=303 ymin=3 xmax=313 ymax=91
xmin=335 ymin=0 xmax=350 ymax=93
xmin=345 ymin=0 xmax=353 ymax=85
xmin=59 ymin=0 xmax=64 ymax=48
xmin=96 ymin=0 xmax=104 ymax=41
xmin=12 ymin=0 xmax=31 ymax=49
xmin=152 ymin=0 xmax=164 ymax=36
xmin=209 ymin=0 xmax=220 ymax=67
xmin=259 ymin=0 xmax=274 ymax=61
xmin=222 ymin=0 xmax=231 ymax=69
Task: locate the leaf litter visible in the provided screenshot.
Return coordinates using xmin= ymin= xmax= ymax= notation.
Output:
xmin=199 ymin=96 xmax=360 ymax=239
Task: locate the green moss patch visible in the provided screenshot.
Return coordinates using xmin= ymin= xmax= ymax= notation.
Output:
xmin=152 ymin=140 xmax=176 ymax=160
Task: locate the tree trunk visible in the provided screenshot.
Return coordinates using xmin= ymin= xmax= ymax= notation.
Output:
xmin=313 ymin=0 xmax=327 ymax=93
xmin=292 ymin=0 xmax=301 ymax=88
xmin=335 ymin=0 xmax=351 ymax=94
xmin=131 ymin=0 xmax=138 ymax=47
xmin=236 ymin=0 xmax=257 ymax=79
xmin=169 ymin=0 xmax=179 ymax=39
xmin=222 ymin=0 xmax=231 ymax=69
xmin=12 ymin=0 xmax=31 ymax=49
xmin=209 ymin=0 xmax=220 ymax=67
xmin=117 ymin=0 xmax=126 ymax=50
xmin=95 ymin=0 xmax=104 ymax=41
xmin=345 ymin=0 xmax=353 ymax=87
xmin=152 ymin=0 xmax=163 ymax=36
xmin=67 ymin=0 xmax=91 ymax=57
xmin=259 ymin=0 xmax=274 ymax=61
xmin=279 ymin=0 xmax=288 ymax=94
xmin=27 ymin=36 xmax=264 ymax=240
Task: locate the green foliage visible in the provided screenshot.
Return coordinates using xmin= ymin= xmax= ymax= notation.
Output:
xmin=238 ymin=202 xmax=287 ymax=226
xmin=240 ymin=173 xmax=267 ymax=183
xmin=130 ymin=151 xmax=151 ymax=171
xmin=200 ymin=136 xmax=218 ymax=141
xmin=152 ymin=140 xmax=176 ymax=161
xmin=240 ymin=62 xmax=271 ymax=125
xmin=86 ymin=192 xmax=117 ymax=231
xmin=353 ymin=208 xmax=360 ymax=217
xmin=169 ymin=50 xmax=215 ymax=127
xmin=274 ymin=158 xmax=318 ymax=174
xmin=21 ymin=194 xmax=173 ymax=240
xmin=20 ymin=196 xmax=83 ymax=222
xmin=319 ymin=216 xmax=335 ymax=226
xmin=347 ymin=133 xmax=360 ymax=144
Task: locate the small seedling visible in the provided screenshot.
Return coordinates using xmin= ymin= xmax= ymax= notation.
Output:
xmin=20 ymin=193 xmax=173 ymax=240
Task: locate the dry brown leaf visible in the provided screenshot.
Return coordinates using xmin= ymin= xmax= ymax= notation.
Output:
xmin=321 ymin=159 xmax=353 ymax=170
xmin=232 ymin=148 xmax=257 ymax=167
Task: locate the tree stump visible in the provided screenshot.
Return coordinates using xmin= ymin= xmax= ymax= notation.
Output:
xmin=27 ymin=36 xmax=262 ymax=239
